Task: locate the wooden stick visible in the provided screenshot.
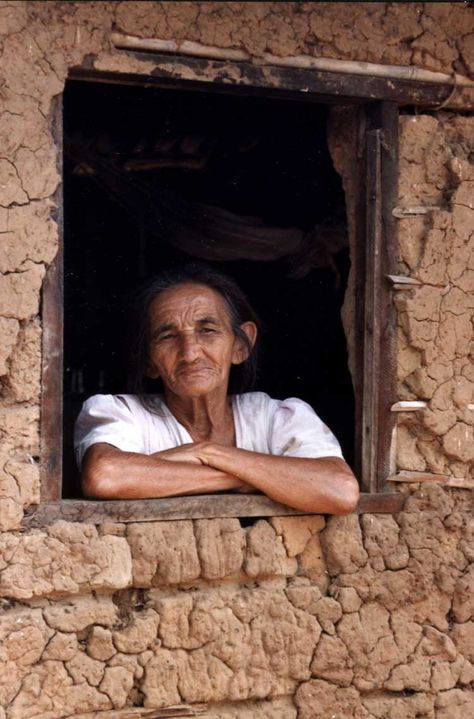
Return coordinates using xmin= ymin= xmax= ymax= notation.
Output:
xmin=388 ymin=471 xmax=474 ymax=490
xmin=65 ymin=705 xmax=208 ymax=718
xmin=390 ymin=401 xmax=427 ymax=412
xmin=392 ymin=205 xmax=440 ymax=218
xmin=110 ymin=34 xmax=474 ymax=88
xmin=387 ymin=274 xmax=421 ymax=286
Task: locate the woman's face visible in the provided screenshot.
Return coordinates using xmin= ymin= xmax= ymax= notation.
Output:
xmin=146 ymin=283 xmax=255 ymax=400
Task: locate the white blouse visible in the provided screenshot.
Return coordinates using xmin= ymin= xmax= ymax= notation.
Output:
xmin=74 ymin=392 xmax=343 ymax=467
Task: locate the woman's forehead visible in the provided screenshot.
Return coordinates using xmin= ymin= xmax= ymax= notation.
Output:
xmin=149 ymin=283 xmax=230 ymax=323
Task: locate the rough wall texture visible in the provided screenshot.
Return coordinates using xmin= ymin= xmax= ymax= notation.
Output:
xmin=0 ymin=2 xmax=473 ymax=717
xmin=0 ymin=489 xmax=473 ymax=718
xmin=329 ymin=109 xmax=474 ymax=482
xmin=396 ymin=114 xmax=474 ymax=479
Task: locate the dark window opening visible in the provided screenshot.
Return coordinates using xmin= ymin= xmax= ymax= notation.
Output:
xmin=63 ymin=79 xmax=355 ymax=498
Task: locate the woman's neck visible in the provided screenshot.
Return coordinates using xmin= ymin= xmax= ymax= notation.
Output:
xmin=164 ymin=389 xmax=234 ymax=444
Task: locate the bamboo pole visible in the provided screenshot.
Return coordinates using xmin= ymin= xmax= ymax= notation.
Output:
xmin=110 ymin=33 xmax=474 ymax=89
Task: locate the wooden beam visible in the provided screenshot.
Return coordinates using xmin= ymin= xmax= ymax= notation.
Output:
xmin=362 ymin=127 xmax=382 ymax=492
xmin=68 ymin=55 xmax=470 ymax=108
xmin=360 ymin=102 xmax=399 ymax=494
xmin=23 ymin=492 xmax=404 ymax=528
xmin=40 ymin=95 xmax=63 ymax=502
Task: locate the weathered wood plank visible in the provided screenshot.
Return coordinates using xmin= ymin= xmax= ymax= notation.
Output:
xmin=361 ymin=127 xmax=382 ymax=493
xmin=360 ymin=102 xmax=399 ymax=494
xmin=373 ymin=102 xmax=399 ymax=493
xmin=40 ymin=96 xmax=64 ymax=502
xmin=23 ymin=492 xmax=403 ymax=527
xmin=69 ymin=56 xmax=467 ymax=108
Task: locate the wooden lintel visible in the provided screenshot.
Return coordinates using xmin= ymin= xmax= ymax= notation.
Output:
xmin=68 ymin=58 xmax=469 ymax=108
xmin=388 ymin=471 xmax=474 ymax=490
xmin=23 ymin=492 xmax=404 ymax=528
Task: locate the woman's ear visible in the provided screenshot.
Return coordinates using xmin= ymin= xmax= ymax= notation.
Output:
xmin=145 ymin=360 xmax=160 ymax=379
xmin=232 ymin=322 xmax=257 ymax=365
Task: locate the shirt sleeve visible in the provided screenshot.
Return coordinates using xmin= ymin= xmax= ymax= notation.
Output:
xmin=74 ymin=394 xmax=145 ymax=468
xmin=268 ymin=397 xmax=344 ymax=460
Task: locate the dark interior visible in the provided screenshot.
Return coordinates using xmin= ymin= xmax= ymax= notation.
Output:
xmin=63 ymin=79 xmax=355 ymax=498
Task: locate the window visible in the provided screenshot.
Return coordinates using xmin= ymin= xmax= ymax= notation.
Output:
xmin=35 ymin=56 xmax=413 ymax=526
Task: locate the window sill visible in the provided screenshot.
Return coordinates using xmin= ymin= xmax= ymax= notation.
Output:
xmin=24 ymin=492 xmax=404 ymax=528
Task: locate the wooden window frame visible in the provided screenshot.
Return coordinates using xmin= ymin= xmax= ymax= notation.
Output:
xmin=31 ymin=53 xmax=455 ymax=527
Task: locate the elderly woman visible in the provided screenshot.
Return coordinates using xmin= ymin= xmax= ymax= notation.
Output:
xmin=75 ymin=264 xmax=359 ymax=514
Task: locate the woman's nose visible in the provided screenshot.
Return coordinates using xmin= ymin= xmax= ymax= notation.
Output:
xmin=179 ymin=332 xmax=201 ymax=360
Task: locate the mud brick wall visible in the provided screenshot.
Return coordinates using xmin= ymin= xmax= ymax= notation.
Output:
xmin=0 ymin=487 xmax=473 ymax=718
xmin=0 ymin=2 xmax=473 ymax=718
xmin=396 ymin=115 xmax=474 ymax=477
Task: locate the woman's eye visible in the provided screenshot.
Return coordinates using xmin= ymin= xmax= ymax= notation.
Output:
xmin=200 ymin=327 xmax=216 ymax=334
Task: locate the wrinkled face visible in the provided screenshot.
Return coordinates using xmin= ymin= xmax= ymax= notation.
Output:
xmin=147 ymin=283 xmax=253 ymax=400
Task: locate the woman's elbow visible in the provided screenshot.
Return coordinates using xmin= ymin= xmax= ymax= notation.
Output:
xmin=81 ymin=457 xmax=117 ymax=499
xmin=332 ymin=479 xmax=360 ymax=515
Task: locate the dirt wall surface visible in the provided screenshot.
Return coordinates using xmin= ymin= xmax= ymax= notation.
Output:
xmin=0 ymin=1 xmax=473 ymax=718
xmin=0 ymin=488 xmax=473 ymax=718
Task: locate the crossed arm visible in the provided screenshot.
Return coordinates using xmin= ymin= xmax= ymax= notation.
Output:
xmin=82 ymin=441 xmax=359 ymax=515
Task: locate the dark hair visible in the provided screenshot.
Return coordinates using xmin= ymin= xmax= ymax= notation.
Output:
xmin=128 ymin=262 xmax=260 ymax=411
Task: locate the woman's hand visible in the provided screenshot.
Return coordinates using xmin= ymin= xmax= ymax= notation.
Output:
xmin=155 ymin=442 xmax=257 ymax=493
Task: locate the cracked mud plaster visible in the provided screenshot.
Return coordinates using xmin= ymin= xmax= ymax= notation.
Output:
xmin=0 ymin=3 xmax=473 ymax=718
xmin=395 ymin=114 xmax=474 ymax=478
xmin=0 ymin=490 xmax=472 ymax=717
xmin=0 ymin=0 xmax=471 ymax=513
xmin=328 ymin=109 xmax=474 ymax=480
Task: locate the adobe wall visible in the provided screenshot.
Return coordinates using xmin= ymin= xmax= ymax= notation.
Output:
xmin=0 ymin=3 xmax=473 ymax=718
